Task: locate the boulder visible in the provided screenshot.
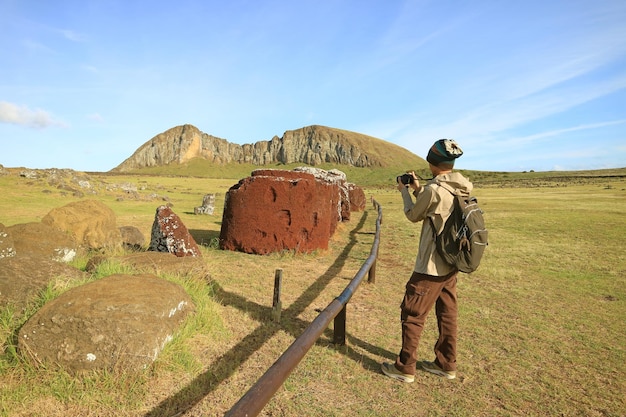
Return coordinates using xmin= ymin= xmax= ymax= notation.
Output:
xmin=0 ymin=223 xmax=16 ymax=259
xmin=347 ymin=183 xmax=366 ymax=212
xmin=41 ymin=200 xmax=122 ymax=250
xmin=0 ymin=255 xmax=86 ymax=313
xmin=219 ymin=169 xmax=338 ymax=255
xmin=119 ymin=225 xmax=145 ymax=251
xmin=91 ymin=252 xmax=210 ymax=279
xmin=149 ymin=206 xmax=202 ymax=257
xmin=8 ymin=222 xmax=79 ymax=262
xmin=18 ymin=274 xmax=194 ymax=373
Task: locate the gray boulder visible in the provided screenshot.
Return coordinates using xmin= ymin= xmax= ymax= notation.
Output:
xmin=8 ymin=222 xmax=79 ymax=262
xmin=119 ymin=225 xmax=145 ymax=251
xmin=0 ymin=255 xmax=86 ymax=313
xmin=18 ymin=274 xmax=195 ymax=373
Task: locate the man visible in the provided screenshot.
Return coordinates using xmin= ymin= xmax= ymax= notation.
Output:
xmin=381 ymin=139 xmax=472 ymax=383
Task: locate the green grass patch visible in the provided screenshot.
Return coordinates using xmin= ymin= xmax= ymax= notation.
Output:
xmin=0 ymin=170 xmax=625 ymax=416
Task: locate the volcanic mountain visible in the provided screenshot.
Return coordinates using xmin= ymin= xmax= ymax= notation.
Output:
xmin=112 ymin=124 xmax=426 ymax=172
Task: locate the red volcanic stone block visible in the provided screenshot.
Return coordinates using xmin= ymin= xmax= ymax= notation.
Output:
xmin=251 ymin=169 xmax=307 ymax=180
xmin=255 ymin=169 xmax=342 ymax=233
xmin=149 ymin=205 xmax=202 ymax=257
xmin=348 ymin=183 xmax=366 ymax=212
xmin=292 ymin=166 xmax=348 ymax=226
xmin=219 ymin=170 xmax=339 ymax=255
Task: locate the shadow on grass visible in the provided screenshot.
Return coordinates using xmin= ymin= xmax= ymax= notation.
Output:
xmin=188 ymin=229 xmax=220 ymax=247
xmin=144 ymin=209 xmax=391 ymax=417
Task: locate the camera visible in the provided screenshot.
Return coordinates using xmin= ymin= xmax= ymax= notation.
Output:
xmin=397 ymin=173 xmax=414 ymax=185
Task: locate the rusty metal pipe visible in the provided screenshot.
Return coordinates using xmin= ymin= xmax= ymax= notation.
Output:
xmin=225 ymin=201 xmax=382 ymax=417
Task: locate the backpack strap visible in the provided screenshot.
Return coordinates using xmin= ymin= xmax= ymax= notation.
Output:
xmin=428 ymin=179 xmax=466 ymax=239
xmin=428 ymin=180 xmax=452 ymax=238
xmin=432 ymin=178 xmax=467 ymax=197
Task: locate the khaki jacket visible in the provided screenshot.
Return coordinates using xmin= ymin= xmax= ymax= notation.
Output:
xmin=400 ymin=172 xmax=473 ymax=276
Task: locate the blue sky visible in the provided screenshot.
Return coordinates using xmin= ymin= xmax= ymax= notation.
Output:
xmin=1 ymin=0 xmax=625 ymax=172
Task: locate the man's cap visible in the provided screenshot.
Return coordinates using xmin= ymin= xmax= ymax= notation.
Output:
xmin=426 ymin=139 xmax=463 ymax=168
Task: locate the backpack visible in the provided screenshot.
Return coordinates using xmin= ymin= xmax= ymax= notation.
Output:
xmin=430 ymin=183 xmax=488 ymax=273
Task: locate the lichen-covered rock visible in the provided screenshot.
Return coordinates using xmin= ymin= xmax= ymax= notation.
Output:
xmin=18 ymin=274 xmax=194 ymax=373
xmin=149 ymin=206 xmax=201 ymax=257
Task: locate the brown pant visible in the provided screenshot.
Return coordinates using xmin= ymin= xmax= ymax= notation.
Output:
xmin=394 ymin=270 xmax=458 ymax=375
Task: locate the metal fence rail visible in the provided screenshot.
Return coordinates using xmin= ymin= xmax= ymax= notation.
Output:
xmin=225 ymin=201 xmax=382 ymax=417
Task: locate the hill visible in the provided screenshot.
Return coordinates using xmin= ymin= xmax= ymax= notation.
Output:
xmin=111 ymin=124 xmax=429 ymax=185
xmin=104 ymin=124 xmax=626 ymax=187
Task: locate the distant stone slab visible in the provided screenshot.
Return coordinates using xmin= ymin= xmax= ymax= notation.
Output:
xmin=194 ymin=193 xmax=216 ymax=215
xmin=18 ymin=274 xmax=194 ymax=373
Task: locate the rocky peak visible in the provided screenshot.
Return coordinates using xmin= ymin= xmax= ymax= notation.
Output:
xmin=112 ymin=124 xmax=404 ymax=172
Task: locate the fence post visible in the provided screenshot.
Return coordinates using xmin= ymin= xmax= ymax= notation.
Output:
xmin=333 ymin=305 xmax=347 ymax=345
xmin=271 ymin=269 xmax=283 ymax=322
xmin=368 ymin=259 xmax=376 ymax=283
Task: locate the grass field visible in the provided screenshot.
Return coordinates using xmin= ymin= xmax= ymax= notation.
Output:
xmin=0 ymin=169 xmax=625 ymax=416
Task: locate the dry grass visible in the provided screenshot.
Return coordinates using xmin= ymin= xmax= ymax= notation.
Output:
xmin=1 ymin=171 xmax=625 ymax=416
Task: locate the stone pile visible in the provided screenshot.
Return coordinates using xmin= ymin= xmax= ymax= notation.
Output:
xmin=1 ymin=199 xmax=203 ymax=373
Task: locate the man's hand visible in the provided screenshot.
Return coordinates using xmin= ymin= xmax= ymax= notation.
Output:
xmin=397 ymin=171 xmax=421 ymax=192
xmin=408 ymin=171 xmax=421 ymax=191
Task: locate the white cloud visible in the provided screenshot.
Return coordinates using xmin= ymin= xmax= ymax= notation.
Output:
xmin=81 ymin=64 xmax=99 ymax=73
xmin=0 ymin=101 xmax=67 ymax=129
xmin=505 ymin=120 xmax=626 ymax=147
xmin=87 ymin=113 xmax=104 ymax=122
xmin=22 ymin=39 xmax=55 ymax=54
xmin=59 ymin=29 xmax=86 ymax=42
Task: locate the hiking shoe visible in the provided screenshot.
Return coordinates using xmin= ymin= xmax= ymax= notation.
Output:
xmin=419 ymin=361 xmax=456 ymax=380
xmin=381 ymin=362 xmax=415 ymax=383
